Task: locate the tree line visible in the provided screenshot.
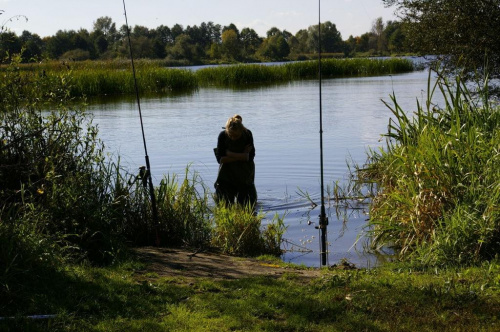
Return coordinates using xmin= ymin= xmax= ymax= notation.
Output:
xmin=0 ymin=15 xmax=409 ymax=64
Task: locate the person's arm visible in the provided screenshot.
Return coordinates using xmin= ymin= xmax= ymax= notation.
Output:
xmin=217 ymin=130 xmax=255 ymax=164
xmin=221 ymin=148 xmax=250 ymax=163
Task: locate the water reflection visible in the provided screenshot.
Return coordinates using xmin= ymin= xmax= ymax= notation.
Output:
xmin=87 ymin=70 xmax=441 ymax=267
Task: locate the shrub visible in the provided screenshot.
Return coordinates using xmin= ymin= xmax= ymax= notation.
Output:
xmin=0 ymin=53 xmax=126 ymax=268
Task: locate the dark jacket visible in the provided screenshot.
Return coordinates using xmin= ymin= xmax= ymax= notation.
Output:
xmin=215 ymin=129 xmax=255 ymax=187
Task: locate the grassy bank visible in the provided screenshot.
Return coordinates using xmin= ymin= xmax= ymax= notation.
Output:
xmin=5 ymin=57 xmax=414 ymax=97
xmin=1 ymin=257 xmax=499 ymax=331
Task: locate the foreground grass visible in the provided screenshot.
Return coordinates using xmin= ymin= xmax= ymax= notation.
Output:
xmin=1 ymin=256 xmax=499 ymax=331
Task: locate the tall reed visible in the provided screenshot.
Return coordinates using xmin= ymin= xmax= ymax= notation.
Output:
xmin=196 ymin=58 xmax=414 ymax=86
xmin=66 ymin=66 xmax=197 ymax=97
xmin=155 ymin=169 xmax=212 ymax=247
xmin=356 ymin=69 xmax=500 ymax=266
xmin=4 ymin=58 xmax=413 ymax=97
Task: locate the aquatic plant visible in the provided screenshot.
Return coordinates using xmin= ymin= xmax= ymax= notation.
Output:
xmin=2 ymin=58 xmax=413 ymax=97
xmin=196 ymin=63 xmax=290 ymax=85
xmin=154 ymin=169 xmax=212 ymax=248
xmin=211 ymin=203 xmax=287 ymax=256
xmin=355 ymin=69 xmax=500 ymax=266
xmin=66 ymin=66 xmax=197 ymax=97
xmin=196 ymin=58 xmax=414 ymax=86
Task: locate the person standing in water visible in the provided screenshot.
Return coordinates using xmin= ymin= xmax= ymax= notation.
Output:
xmin=214 ymin=114 xmax=257 ymax=207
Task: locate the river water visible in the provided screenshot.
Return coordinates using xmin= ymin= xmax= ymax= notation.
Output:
xmin=87 ymin=68 xmax=441 ymax=267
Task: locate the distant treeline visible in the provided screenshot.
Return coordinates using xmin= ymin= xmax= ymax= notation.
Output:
xmin=0 ymin=16 xmax=410 ymax=64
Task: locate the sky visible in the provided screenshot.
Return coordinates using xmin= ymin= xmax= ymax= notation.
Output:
xmin=1 ymin=0 xmax=398 ymax=39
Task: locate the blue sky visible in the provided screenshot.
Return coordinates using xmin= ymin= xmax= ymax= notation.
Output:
xmin=1 ymin=0 xmax=397 ymax=39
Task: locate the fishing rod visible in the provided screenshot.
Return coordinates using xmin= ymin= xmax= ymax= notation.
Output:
xmin=122 ymin=0 xmax=160 ymax=246
xmin=318 ymin=0 xmax=329 ymax=266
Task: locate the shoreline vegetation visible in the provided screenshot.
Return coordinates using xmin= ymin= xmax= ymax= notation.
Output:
xmin=2 ymin=53 xmax=500 ymax=330
xmin=5 ymin=57 xmax=414 ymax=98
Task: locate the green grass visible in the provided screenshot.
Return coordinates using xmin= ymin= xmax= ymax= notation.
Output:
xmin=3 ymin=58 xmax=414 ymax=97
xmin=347 ymin=69 xmax=500 ymax=266
xmin=211 ymin=204 xmax=287 ymax=256
xmin=1 ymin=258 xmax=499 ymax=331
xmin=196 ymin=58 xmax=414 ymax=86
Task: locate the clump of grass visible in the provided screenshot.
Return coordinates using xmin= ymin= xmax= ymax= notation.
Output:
xmin=155 ymin=169 xmax=212 ymax=248
xmin=211 ymin=204 xmax=287 ymax=257
xmin=355 ymin=69 xmax=500 ymax=266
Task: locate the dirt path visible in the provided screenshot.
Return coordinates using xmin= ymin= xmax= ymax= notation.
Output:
xmin=134 ymin=247 xmax=322 ymax=281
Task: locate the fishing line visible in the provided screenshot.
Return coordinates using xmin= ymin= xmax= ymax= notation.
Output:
xmin=122 ymin=0 xmax=160 ymax=245
xmin=318 ymin=0 xmax=329 ymax=267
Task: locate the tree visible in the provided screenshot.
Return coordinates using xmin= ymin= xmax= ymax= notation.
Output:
xmin=259 ymin=34 xmax=290 ymax=61
xmin=240 ymin=27 xmax=262 ymax=60
xmin=93 ymin=33 xmax=108 ymax=55
xmin=222 ymin=23 xmax=239 ymax=37
xmin=93 ymin=16 xmax=118 ymax=43
xmin=305 ymin=21 xmax=344 ymax=55
xmin=132 ymin=25 xmax=151 ymax=38
xmin=266 ymin=27 xmax=281 ymax=38
xmin=0 ymin=31 xmax=22 ymax=59
xmin=44 ymin=30 xmax=75 ymax=59
xmin=321 ymin=21 xmax=343 ymax=53
xmin=384 ymin=21 xmax=406 ymax=54
xmin=293 ymin=29 xmax=309 ymax=55
xmin=128 ymin=36 xmax=155 ymax=58
xmin=371 ymin=17 xmax=387 ymax=54
xmin=168 ymin=34 xmax=196 ymax=61
xmin=221 ymin=29 xmax=240 ymax=60
xmin=170 ymin=24 xmax=184 ymax=41
xmin=156 ymin=25 xmax=173 ymax=45
xmin=19 ymin=30 xmax=43 ymax=61
xmin=258 ymin=28 xmax=290 ymax=61
xmin=384 ymin=0 xmax=500 ymax=78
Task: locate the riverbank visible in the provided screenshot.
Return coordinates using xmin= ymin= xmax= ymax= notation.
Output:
xmin=1 ymin=248 xmax=499 ymax=331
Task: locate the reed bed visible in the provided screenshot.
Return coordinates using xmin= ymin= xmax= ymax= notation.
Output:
xmin=355 ymin=70 xmax=500 ymax=266
xmin=3 ymin=58 xmax=189 ymax=72
xmin=66 ymin=66 xmax=197 ymax=97
xmin=4 ymin=58 xmax=413 ymax=97
xmin=196 ymin=64 xmax=291 ymax=85
xmin=197 ymin=58 xmax=414 ymax=86
xmin=284 ymin=57 xmax=414 ymax=79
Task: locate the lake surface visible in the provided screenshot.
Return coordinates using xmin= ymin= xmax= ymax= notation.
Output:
xmin=87 ymin=68 xmax=442 ymax=267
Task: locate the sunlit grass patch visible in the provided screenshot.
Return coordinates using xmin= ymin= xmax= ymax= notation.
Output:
xmin=211 ymin=203 xmax=287 ymax=257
